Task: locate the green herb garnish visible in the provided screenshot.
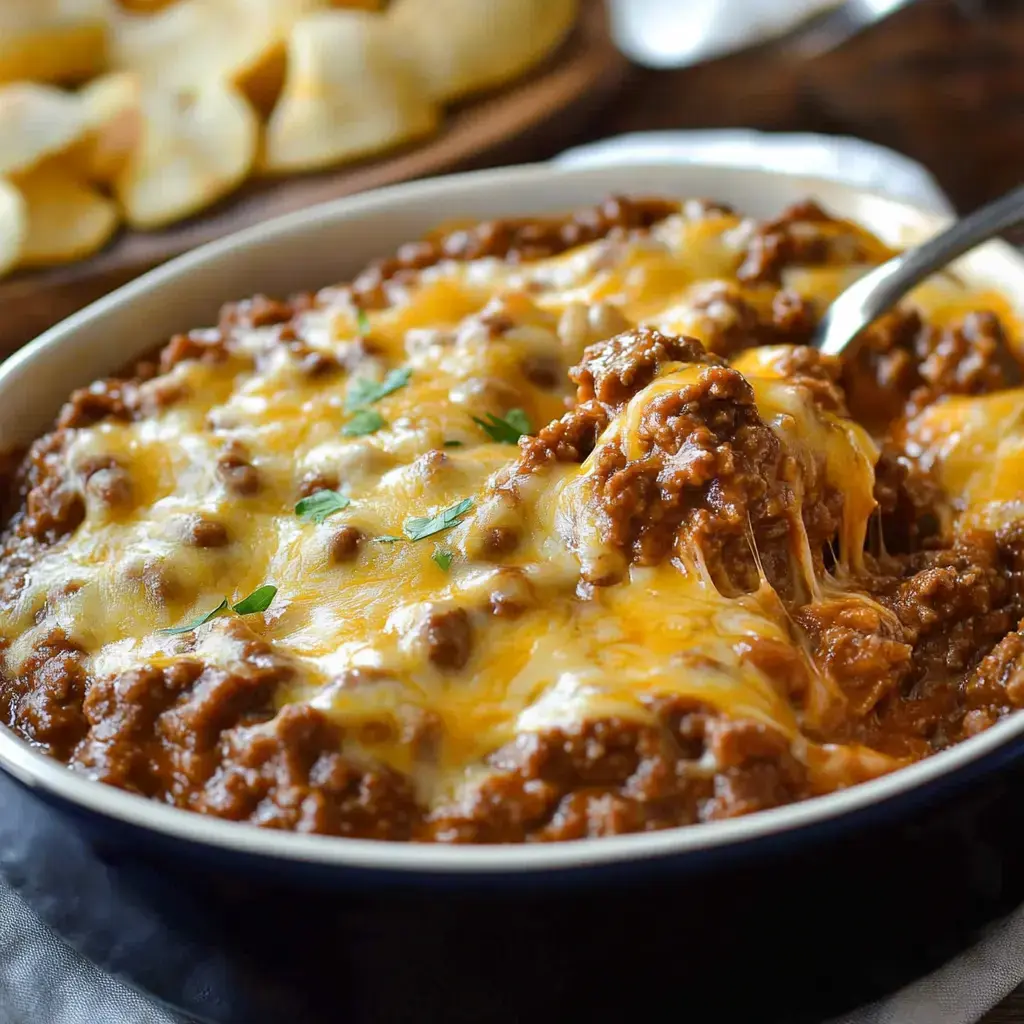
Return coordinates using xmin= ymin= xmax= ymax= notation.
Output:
xmin=342 ymin=408 xmax=385 ymax=437
xmin=443 ymin=439 xmax=464 ymax=448
xmin=295 ymin=489 xmax=351 ymax=524
xmin=431 ymin=548 xmax=454 ymax=572
xmin=232 ymin=585 xmax=278 ymax=616
xmin=356 ymin=308 xmax=371 ymax=335
xmin=158 ymin=599 xmax=229 ymax=635
xmin=472 ymin=409 xmax=532 ymax=444
xmin=346 ymin=367 xmax=412 ymax=410
xmin=374 ymin=535 xmax=403 ymax=544
xmin=158 ymin=584 xmax=277 ymax=635
xmin=404 ymin=497 xmax=473 ymax=542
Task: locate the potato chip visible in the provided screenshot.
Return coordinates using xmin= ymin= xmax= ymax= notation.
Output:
xmin=0 ymin=82 xmax=90 ymax=177
xmin=387 ymin=0 xmax=578 ymax=102
xmin=114 ymin=0 xmax=178 ymax=10
xmin=262 ymin=10 xmax=438 ymax=174
xmin=115 ymin=79 xmax=258 ymax=229
xmin=79 ymin=71 xmax=143 ymax=182
xmin=0 ymin=0 xmax=111 ymax=86
xmin=0 ymin=179 xmax=29 ymax=277
xmin=14 ymin=161 xmax=118 ymax=266
xmin=111 ymin=0 xmax=324 ymax=113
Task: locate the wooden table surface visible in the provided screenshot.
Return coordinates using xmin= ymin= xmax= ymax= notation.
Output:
xmin=531 ymin=1 xmax=1024 ymax=1019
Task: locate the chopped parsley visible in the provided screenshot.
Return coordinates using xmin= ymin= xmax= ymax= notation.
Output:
xmin=443 ymin=439 xmax=464 ymax=448
xmin=346 ymin=367 xmax=412 ymax=411
xmin=295 ymin=489 xmax=351 ymax=524
xmin=374 ymin=535 xmax=403 ymax=544
xmin=356 ymin=308 xmax=371 ymax=335
xmin=158 ymin=585 xmax=278 ymax=635
xmin=472 ymin=409 xmax=532 ymax=444
xmin=342 ymin=408 xmax=385 ymax=437
xmin=232 ymin=585 xmax=278 ymax=615
xmin=404 ymin=497 xmax=473 ymax=542
xmin=431 ymin=547 xmax=454 ymax=572
xmin=158 ymin=599 xmax=229 ymax=635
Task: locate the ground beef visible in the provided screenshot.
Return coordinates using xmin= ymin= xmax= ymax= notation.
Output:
xmin=351 ymin=196 xmax=683 ymax=309
xmin=57 ymin=379 xmax=142 ymax=429
xmin=423 ymin=699 xmax=806 ymax=843
xmin=219 ymin=294 xmax=300 ymax=331
xmin=6 ymin=431 xmax=85 ymax=547
xmin=874 ymin=541 xmax=1022 ymax=684
xmin=183 ymin=515 xmax=231 ymax=548
xmin=71 ymin=660 xmax=205 ymax=796
xmin=216 ymin=441 xmax=261 ymax=496
xmin=582 ymin=362 xmax=785 ymax=582
xmin=737 ymin=200 xmax=880 ymax=284
xmin=961 ymin=627 xmax=1024 ymax=724
xmin=556 ymin=340 xmax=842 ymax=596
xmin=842 ymin=307 xmax=1022 ymax=431
xmin=413 ymin=607 xmax=474 ymax=671
xmin=328 ymin=526 xmax=362 ymax=564
xmin=159 ymin=329 xmax=229 ymax=373
xmin=872 ymin=448 xmax=947 ymax=554
xmin=909 ymin=310 xmax=1022 ymax=416
xmin=57 ymin=622 xmax=420 ymax=838
xmin=689 ymin=284 xmax=817 ymax=357
xmin=796 ymin=598 xmax=913 ymax=718
xmin=199 ymin=704 xmax=419 ymax=838
xmin=572 ymin=327 xmax=716 ymax=410
xmin=513 ymin=400 xmax=609 ymax=476
xmin=1 ymin=630 xmax=89 ymax=760
xmin=795 ymin=534 xmax=1024 ymax=753
xmin=764 ymin=345 xmax=848 ymax=414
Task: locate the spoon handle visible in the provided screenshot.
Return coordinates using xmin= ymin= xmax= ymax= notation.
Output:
xmin=815 ymin=183 xmax=1024 ymax=357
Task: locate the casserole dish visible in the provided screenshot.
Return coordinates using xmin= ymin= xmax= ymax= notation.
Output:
xmin=2 ymin=162 xmax=1024 ymax=1023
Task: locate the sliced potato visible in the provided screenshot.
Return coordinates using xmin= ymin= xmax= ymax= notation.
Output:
xmin=0 ymin=179 xmax=29 ymax=277
xmin=387 ymin=0 xmax=578 ymax=102
xmin=115 ymin=80 xmax=258 ymax=229
xmin=110 ymin=0 xmax=324 ymax=113
xmin=0 ymin=0 xmax=111 ymax=86
xmin=14 ymin=161 xmax=118 ymax=266
xmin=79 ymin=71 xmax=143 ymax=182
xmin=0 ymin=82 xmax=89 ymax=178
xmin=262 ymin=10 xmax=438 ymax=174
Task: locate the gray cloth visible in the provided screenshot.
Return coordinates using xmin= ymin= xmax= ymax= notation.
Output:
xmin=0 ymin=884 xmax=185 ymax=1024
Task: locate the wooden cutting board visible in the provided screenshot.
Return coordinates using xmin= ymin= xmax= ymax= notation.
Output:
xmin=0 ymin=0 xmax=625 ymax=356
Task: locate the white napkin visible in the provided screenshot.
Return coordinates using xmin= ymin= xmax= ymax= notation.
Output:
xmin=556 ymin=129 xmax=1022 ymax=1024
xmin=603 ymin=0 xmax=913 ymax=68
xmin=604 ymin=0 xmax=836 ymax=67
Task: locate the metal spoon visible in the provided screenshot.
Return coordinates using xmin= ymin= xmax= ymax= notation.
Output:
xmin=813 ymin=183 xmax=1024 ymax=358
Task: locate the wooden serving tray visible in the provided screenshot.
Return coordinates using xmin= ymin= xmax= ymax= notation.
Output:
xmin=0 ymin=0 xmax=625 ymax=356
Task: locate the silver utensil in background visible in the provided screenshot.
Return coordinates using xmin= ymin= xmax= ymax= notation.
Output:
xmin=605 ymin=0 xmax=921 ymax=69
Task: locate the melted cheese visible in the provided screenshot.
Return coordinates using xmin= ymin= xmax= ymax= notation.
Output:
xmin=905 ymin=388 xmax=1024 ymax=532
xmin=2 ymin=207 xmax=1018 ymax=809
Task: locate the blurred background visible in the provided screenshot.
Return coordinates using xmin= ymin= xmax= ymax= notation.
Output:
xmin=0 ymin=0 xmax=1022 ymax=349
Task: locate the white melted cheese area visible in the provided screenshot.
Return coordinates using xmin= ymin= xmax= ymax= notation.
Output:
xmin=2 ymin=207 xmax=1020 ymax=808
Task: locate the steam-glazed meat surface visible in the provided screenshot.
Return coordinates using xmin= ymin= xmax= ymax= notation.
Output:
xmin=1 ymin=196 xmax=1022 ymax=843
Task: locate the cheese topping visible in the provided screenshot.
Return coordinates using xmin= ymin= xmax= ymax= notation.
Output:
xmin=2 ymin=201 xmax=1021 ymax=824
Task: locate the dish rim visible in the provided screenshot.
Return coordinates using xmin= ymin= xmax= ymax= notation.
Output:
xmin=3 ymin=158 xmax=1024 ymax=874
